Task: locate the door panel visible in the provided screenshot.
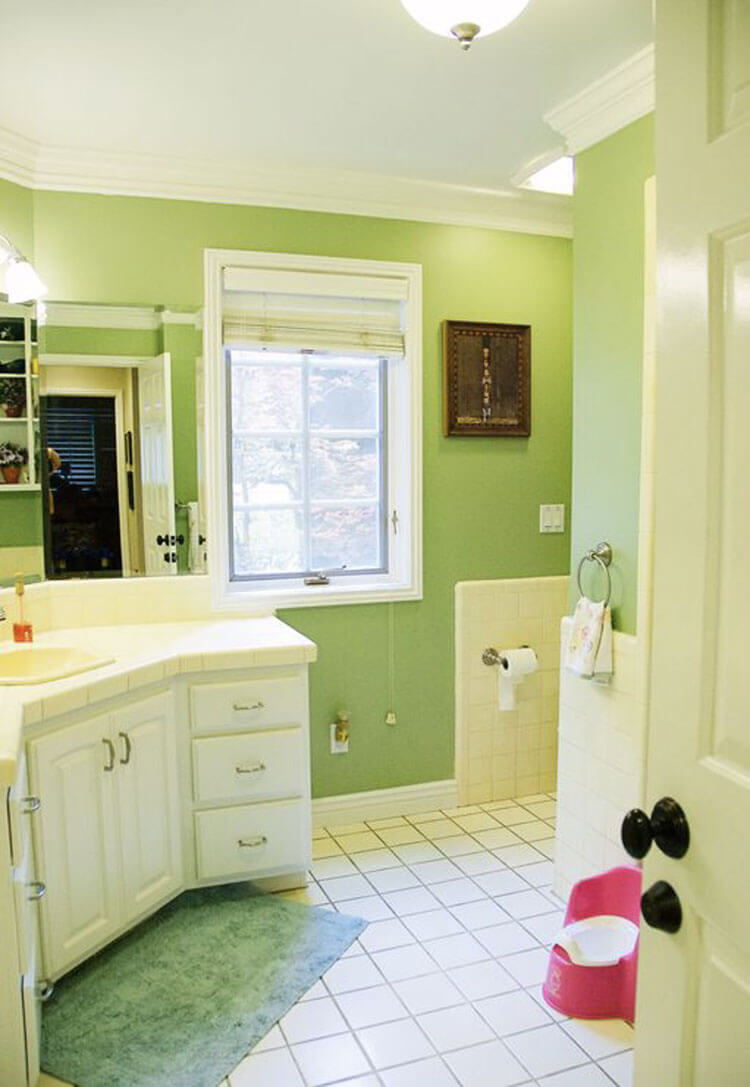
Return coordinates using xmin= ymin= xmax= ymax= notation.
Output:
xmin=113 ymin=692 xmax=182 ymax=922
xmin=635 ymin=1 xmax=750 ymax=1081
xmin=29 ymin=714 xmax=119 ymax=978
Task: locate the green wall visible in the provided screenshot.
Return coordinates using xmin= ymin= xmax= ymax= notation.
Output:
xmin=570 ymin=115 xmax=654 ymax=634
xmin=4 ymin=186 xmax=573 ymax=796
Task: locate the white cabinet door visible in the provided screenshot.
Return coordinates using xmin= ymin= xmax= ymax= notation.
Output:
xmin=113 ymin=692 xmax=182 ymax=923
xmin=29 ymin=713 xmax=120 ymax=978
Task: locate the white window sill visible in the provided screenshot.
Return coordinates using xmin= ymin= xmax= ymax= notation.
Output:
xmin=213 ymin=579 xmax=422 ymax=612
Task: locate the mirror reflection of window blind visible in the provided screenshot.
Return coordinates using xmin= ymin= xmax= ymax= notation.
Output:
xmin=45 ymin=400 xmax=113 ymax=486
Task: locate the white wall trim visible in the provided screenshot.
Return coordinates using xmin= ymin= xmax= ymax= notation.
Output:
xmin=544 ymin=45 xmax=654 ymax=156
xmin=0 ymin=124 xmax=572 ymax=239
xmin=45 ymin=302 xmax=162 ymax=330
xmin=40 ymin=353 xmax=154 ymax=369
xmin=312 ymin=780 xmax=458 ymax=829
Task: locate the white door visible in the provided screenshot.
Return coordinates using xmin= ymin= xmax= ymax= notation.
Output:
xmin=633 ymin=3 xmax=750 ymax=1083
xmin=113 ymin=692 xmax=182 ymax=923
xmin=138 ymin=353 xmax=176 ymax=575
xmin=29 ymin=714 xmax=120 ymax=978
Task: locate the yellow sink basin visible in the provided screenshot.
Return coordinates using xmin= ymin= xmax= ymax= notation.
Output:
xmin=0 ymin=645 xmax=114 ymax=685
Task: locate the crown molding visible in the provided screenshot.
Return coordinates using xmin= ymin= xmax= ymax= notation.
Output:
xmin=544 ymin=45 xmax=654 ymax=156
xmin=0 ymin=125 xmax=572 ymax=239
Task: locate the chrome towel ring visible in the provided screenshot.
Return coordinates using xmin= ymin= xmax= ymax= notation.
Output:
xmin=576 ymin=541 xmax=613 ymax=607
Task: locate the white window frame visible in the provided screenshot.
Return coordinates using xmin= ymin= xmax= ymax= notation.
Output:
xmin=203 ymin=248 xmax=422 ymax=611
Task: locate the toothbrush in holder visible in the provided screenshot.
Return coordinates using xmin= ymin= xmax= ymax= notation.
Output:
xmin=12 ymin=573 xmax=33 ymax=643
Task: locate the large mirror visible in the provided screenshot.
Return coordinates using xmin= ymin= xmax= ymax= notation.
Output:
xmin=0 ymin=300 xmax=206 ymax=581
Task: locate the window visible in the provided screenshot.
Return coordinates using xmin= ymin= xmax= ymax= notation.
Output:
xmin=204 ymin=251 xmax=422 ymax=609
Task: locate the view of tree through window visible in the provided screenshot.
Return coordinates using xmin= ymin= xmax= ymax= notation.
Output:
xmin=228 ymin=349 xmax=387 ymax=580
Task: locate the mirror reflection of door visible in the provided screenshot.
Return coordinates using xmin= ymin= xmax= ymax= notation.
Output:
xmin=42 ymin=394 xmax=126 ymax=577
xmin=138 ymin=353 xmax=177 ymax=576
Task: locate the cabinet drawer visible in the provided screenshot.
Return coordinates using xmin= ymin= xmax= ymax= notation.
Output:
xmin=192 ymin=730 xmax=305 ymax=804
xmin=190 ymin=674 xmax=304 ymax=733
xmin=195 ymin=799 xmax=308 ymax=881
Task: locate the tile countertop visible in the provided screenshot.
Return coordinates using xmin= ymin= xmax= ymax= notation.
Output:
xmin=0 ymin=617 xmax=317 ymax=789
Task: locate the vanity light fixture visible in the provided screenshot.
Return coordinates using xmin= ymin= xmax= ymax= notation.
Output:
xmin=0 ymin=234 xmax=48 ymax=304
xmin=399 ymin=0 xmax=532 ymax=49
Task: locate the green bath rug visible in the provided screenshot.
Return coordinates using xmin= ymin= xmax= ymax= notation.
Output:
xmin=41 ymin=883 xmax=366 ymax=1087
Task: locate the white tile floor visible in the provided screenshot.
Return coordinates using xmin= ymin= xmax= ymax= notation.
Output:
xmin=40 ymin=792 xmax=634 ymax=1087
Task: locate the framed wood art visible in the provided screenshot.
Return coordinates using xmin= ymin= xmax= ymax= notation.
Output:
xmin=443 ymin=319 xmax=531 ymax=437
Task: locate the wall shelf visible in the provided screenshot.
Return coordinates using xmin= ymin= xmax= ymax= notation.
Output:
xmin=0 ymin=303 xmax=40 ymax=492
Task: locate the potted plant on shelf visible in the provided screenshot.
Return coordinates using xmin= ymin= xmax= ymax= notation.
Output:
xmin=0 ymin=442 xmax=28 ymax=484
xmin=0 ymin=378 xmax=26 ymax=418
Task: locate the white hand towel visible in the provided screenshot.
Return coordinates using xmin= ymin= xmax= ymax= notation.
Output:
xmin=565 ymin=596 xmax=613 ymax=682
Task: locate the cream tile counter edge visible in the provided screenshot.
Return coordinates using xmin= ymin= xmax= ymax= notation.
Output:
xmin=0 ymin=617 xmax=317 ymax=787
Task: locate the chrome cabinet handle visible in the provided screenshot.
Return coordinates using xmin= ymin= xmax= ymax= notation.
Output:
xmin=102 ymin=738 xmax=116 ymax=772
xmin=238 ymin=836 xmax=268 ymax=848
xmin=235 ymin=762 xmax=266 ymax=775
xmin=21 ymin=796 xmax=41 ymax=815
xmin=233 ymin=701 xmax=265 ymax=712
xmin=27 ymin=881 xmax=46 ymax=901
xmin=36 ymin=978 xmax=55 ymax=1002
xmin=118 ymin=731 xmax=132 ymax=766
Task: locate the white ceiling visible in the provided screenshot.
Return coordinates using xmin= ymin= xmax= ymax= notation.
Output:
xmin=1 ymin=0 xmax=653 ymax=225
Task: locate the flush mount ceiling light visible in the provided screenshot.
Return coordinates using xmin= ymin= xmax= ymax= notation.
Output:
xmin=0 ymin=235 xmax=48 ymax=304
xmin=519 ymin=155 xmax=575 ymax=195
xmin=400 ymin=0 xmax=532 ymax=49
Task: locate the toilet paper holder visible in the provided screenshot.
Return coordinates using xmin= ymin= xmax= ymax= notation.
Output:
xmin=482 ymin=645 xmax=530 ymax=668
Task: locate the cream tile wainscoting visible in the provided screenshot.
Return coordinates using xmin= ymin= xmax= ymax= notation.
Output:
xmin=455 ymin=577 xmax=570 ymax=806
xmin=554 ymin=625 xmax=645 ymax=899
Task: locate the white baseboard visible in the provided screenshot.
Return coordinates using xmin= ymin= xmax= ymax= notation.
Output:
xmin=312 ymin=779 xmax=459 ymax=829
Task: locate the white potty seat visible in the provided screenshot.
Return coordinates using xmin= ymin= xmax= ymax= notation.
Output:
xmin=553 ymin=915 xmax=640 ymax=967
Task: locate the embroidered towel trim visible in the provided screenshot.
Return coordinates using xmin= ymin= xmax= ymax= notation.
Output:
xmin=565 ymin=596 xmax=613 ymax=682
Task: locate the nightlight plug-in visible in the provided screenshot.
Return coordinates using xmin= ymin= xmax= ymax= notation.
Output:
xmin=385 ymin=710 xmax=397 ymax=725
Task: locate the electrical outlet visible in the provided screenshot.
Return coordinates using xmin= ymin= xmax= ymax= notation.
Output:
xmin=330 ymin=722 xmax=349 ymax=754
xmin=385 ymin=710 xmax=397 ymax=725
xmin=539 ymin=503 xmax=565 ymax=534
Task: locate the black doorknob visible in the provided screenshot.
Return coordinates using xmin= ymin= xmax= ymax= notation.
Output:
xmin=641 ymin=880 xmax=682 ymax=933
xmin=621 ymin=797 xmax=690 ymax=860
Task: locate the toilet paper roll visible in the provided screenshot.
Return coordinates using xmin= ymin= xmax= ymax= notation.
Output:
xmin=500 ymin=647 xmax=538 ymax=680
xmin=497 ymin=647 xmax=538 ymax=712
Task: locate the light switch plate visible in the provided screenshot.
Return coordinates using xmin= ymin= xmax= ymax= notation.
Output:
xmin=539 ymin=504 xmax=565 ymax=534
xmin=330 ymin=722 xmax=349 ymax=754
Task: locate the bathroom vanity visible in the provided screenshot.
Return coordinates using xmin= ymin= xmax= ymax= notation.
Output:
xmin=0 ymin=617 xmax=316 ymax=1087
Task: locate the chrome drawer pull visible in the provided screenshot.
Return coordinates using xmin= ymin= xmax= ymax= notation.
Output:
xmin=235 ymin=762 xmax=266 ymax=775
xmin=233 ymin=701 xmax=265 ymax=712
xmin=27 ymin=881 xmax=46 ymax=901
xmin=238 ymin=836 xmax=268 ymax=848
xmin=21 ymin=796 xmax=41 ymax=815
xmin=36 ymin=979 xmax=55 ymax=1002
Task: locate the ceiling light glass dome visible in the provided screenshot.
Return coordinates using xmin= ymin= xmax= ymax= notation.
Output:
xmin=400 ymin=0 xmax=532 ymax=48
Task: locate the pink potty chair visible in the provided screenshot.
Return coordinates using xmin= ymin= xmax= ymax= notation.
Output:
xmin=543 ymin=865 xmax=642 ymax=1021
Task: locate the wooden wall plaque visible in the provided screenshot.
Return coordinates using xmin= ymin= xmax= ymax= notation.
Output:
xmin=443 ymin=319 xmax=531 ymax=437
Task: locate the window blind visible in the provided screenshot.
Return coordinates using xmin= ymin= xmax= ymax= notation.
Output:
xmin=222 ymin=266 xmax=407 ymax=357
